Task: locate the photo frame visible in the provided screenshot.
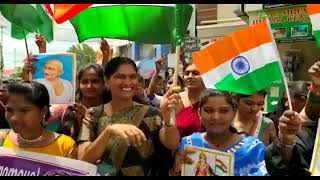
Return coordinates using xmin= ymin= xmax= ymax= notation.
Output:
xmin=181 ymin=146 xmax=234 ymax=176
xmin=32 ymin=53 xmax=76 ymax=105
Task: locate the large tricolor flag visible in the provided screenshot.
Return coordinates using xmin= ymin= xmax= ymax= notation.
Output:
xmin=44 ymin=4 xmax=92 ymax=24
xmin=307 ymin=4 xmax=320 ymax=47
xmin=68 ymin=4 xmax=193 ymax=44
xmin=192 ymin=21 xmax=284 ymax=95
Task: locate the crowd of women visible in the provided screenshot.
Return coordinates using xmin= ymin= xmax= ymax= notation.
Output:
xmin=0 ymin=35 xmax=319 ymax=176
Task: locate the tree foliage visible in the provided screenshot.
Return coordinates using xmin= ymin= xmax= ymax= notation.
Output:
xmin=67 ymin=43 xmax=97 ymax=72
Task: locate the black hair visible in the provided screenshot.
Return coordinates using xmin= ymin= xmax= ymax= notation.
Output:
xmin=199 ymin=89 xmax=238 ymax=134
xmin=200 ymin=89 xmax=237 ymax=110
xmin=236 ymin=90 xmax=267 ymax=98
xmin=7 ymin=81 xmax=51 ymax=121
xmin=60 ymin=106 xmax=79 ymax=140
xmin=77 ymin=63 xmax=104 ymax=82
xmin=75 ymin=63 xmax=111 ymax=103
xmin=104 ymin=56 xmax=138 ymax=79
xmin=183 ymin=63 xmax=192 ymax=72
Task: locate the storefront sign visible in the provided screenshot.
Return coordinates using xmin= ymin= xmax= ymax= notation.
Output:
xmin=183 ymin=36 xmax=200 ymax=63
xmin=249 ymin=5 xmax=314 ymax=43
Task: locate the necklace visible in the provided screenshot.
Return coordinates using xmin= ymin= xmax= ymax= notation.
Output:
xmin=18 ymin=130 xmax=44 ymax=143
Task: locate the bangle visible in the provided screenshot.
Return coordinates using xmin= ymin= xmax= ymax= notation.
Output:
xmin=308 ymin=91 xmax=320 ymax=103
xmin=275 ymin=139 xmax=296 ymax=149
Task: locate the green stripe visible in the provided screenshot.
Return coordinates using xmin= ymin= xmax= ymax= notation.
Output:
xmin=215 ymin=164 xmax=228 ymax=173
xmin=314 ymin=30 xmax=320 ymax=48
xmin=0 ymin=4 xmax=42 ymax=33
xmin=70 ymin=5 xmax=192 ymax=44
xmin=3 ymin=4 xmax=53 ymax=42
xmin=36 ymin=4 xmax=53 ymax=42
xmin=215 ymin=61 xmax=283 ymax=95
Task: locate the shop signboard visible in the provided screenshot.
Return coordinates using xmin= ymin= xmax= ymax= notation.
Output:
xmin=249 ymin=5 xmax=314 ymax=43
xmin=182 ymin=36 xmax=200 ymax=63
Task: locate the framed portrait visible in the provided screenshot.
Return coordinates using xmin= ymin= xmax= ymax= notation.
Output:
xmin=181 ymin=146 xmax=234 ymax=176
xmin=32 ymin=53 xmax=76 ymax=105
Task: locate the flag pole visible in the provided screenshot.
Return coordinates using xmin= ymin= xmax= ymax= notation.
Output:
xmin=169 ymin=4 xmax=184 ymax=126
xmin=169 ymin=45 xmax=180 ymax=126
xmin=23 ymin=31 xmax=32 ymax=81
xmin=265 ymin=19 xmax=292 ymax=111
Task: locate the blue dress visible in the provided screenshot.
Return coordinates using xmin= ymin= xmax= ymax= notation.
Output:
xmin=179 ymin=133 xmax=268 ymax=176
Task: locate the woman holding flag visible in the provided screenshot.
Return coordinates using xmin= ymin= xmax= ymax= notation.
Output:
xmin=265 ymin=61 xmax=320 ymax=176
xmin=174 ymin=63 xmax=206 ymax=138
xmin=77 ymin=57 xmax=181 ymax=176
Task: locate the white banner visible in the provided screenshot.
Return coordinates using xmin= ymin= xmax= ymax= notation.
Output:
xmin=0 ymin=147 xmax=97 ymax=176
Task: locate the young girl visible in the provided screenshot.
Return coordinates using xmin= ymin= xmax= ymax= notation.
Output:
xmin=47 ymin=64 xmax=110 ymax=140
xmin=0 ymin=81 xmax=77 ymax=159
xmin=170 ymin=89 xmax=268 ymax=176
xmin=233 ymin=91 xmax=277 ymax=146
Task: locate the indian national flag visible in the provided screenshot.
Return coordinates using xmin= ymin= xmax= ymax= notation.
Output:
xmin=307 ymin=4 xmax=320 ymax=47
xmin=68 ymin=4 xmax=193 ymax=44
xmin=192 ymin=21 xmax=284 ymax=95
xmin=44 ymin=4 xmax=92 ymax=24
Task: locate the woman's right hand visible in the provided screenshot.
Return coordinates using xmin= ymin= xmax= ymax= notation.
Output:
xmin=172 ymin=148 xmax=196 ymax=174
xmin=106 ymin=124 xmax=146 ymax=147
xmin=35 ymin=34 xmax=46 ymax=53
xmin=100 ymin=38 xmax=110 ymax=54
xmin=22 ymin=54 xmax=37 ymax=80
xmin=160 ymin=86 xmax=184 ymax=125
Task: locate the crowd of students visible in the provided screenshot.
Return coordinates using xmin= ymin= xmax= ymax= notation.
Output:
xmin=0 ymin=35 xmax=319 ymax=176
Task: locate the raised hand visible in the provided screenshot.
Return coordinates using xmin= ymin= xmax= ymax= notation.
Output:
xmin=278 ymin=110 xmax=301 ymax=145
xmin=35 ymin=34 xmax=46 ymax=53
xmin=308 ymin=61 xmax=320 ymax=88
xmin=160 ymin=86 xmax=183 ymax=126
xmin=100 ymin=38 xmax=110 ymax=54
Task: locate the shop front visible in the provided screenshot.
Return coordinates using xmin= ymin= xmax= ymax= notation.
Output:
xmin=247 ymin=4 xmax=317 ymax=112
xmin=248 ymin=4 xmax=318 ymax=81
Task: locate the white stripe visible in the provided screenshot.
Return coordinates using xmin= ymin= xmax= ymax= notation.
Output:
xmin=200 ymin=42 xmax=279 ymax=88
xmin=232 ymin=42 xmax=279 ymax=79
xmin=310 ymin=13 xmax=320 ymax=31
